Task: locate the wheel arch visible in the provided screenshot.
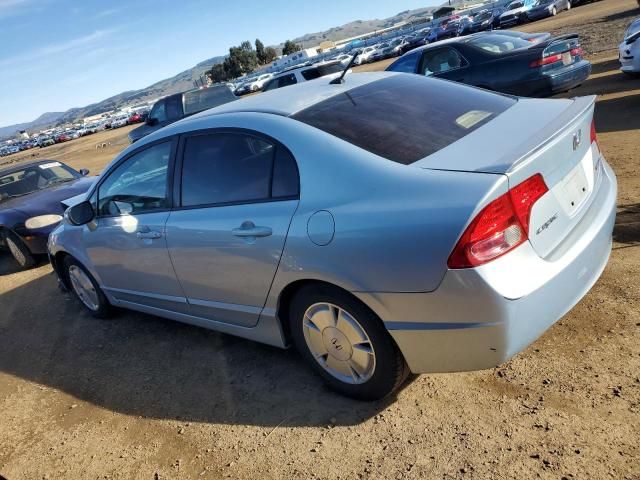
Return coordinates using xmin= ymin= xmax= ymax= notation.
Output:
xmin=275 ymin=279 xmax=387 ymax=344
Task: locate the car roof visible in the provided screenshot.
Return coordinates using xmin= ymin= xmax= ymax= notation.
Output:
xmin=180 ymin=72 xmax=393 ymax=120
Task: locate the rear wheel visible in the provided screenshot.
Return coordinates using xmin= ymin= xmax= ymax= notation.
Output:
xmin=566 ymin=0 xmax=571 ymax=10
xmin=64 ymin=256 xmax=111 ymax=318
xmin=6 ymin=233 xmax=35 ymax=269
xmin=551 ymin=6 xmax=557 ymax=15
xmin=289 ymin=285 xmax=408 ymax=400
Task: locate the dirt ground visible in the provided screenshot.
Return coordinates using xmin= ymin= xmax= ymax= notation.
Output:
xmin=1 ymin=0 xmax=639 ymax=478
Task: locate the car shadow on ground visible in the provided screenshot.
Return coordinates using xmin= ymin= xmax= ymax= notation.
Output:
xmin=613 ymin=203 xmax=640 ymax=249
xmin=594 ymin=91 xmax=640 ymax=133
xmin=0 ymin=251 xmax=49 ymax=276
xmin=0 ymin=259 xmax=414 ymax=427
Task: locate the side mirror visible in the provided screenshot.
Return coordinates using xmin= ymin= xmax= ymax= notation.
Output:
xmin=67 ymin=201 xmax=95 ymax=226
xmin=79 ymin=168 xmax=90 ymax=176
xmin=146 ymin=117 xmax=159 ymax=126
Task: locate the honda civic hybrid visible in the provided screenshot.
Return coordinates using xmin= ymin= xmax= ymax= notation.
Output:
xmin=48 ymin=72 xmax=616 ymax=400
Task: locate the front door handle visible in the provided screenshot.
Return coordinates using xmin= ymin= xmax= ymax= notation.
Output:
xmin=136 ymin=230 xmax=162 ymax=239
xmin=232 ymin=221 xmax=272 ymax=238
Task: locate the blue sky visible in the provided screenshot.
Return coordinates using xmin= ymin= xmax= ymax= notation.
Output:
xmin=0 ymin=0 xmax=436 ymax=128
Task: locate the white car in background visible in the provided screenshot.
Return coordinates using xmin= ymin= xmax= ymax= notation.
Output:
xmin=262 ymin=61 xmax=346 ymax=92
xmin=354 ymin=46 xmax=376 ymax=65
xmin=333 ymin=54 xmax=353 ymax=67
xmin=619 ymin=17 xmax=640 ymax=76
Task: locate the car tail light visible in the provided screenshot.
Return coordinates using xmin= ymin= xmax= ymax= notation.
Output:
xmin=447 ymin=174 xmax=548 ymax=269
xmin=570 ymin=47 xmax=584 ymax=56
xmin=529 ymin=54 xmax=563 ymax=68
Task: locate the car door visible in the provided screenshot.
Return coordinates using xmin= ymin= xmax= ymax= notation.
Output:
xmin=419 ymin=46 xmax=471 ymax=84
xmin=165 ymin=130 xmax=300 ymax=327
xmin=83 ymin=139 xmax=188 ymax=313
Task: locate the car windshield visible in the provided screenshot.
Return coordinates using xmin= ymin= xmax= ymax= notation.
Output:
xmin=508 ymin=1 xmax=524 ymax=8
xmin=468 ymin=34 xmax=532 ymax=53
xmin=292 ymin=75 xmax=515 ymax=165
xmin=0 ymin=161 xmax=78 ymax=202
xmin=536 ymin=0 xmax=553 ymax=4
xmin=475 ymin=11 xmax=492 ymax=20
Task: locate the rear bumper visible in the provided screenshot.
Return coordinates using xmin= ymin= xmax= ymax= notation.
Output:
xmin=517 ymin=60 xmax=591 ymax=97
xmin=357 ymin=159 xmax=616 ymax=373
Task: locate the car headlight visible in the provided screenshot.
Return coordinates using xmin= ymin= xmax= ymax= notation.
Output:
xmin=25 ymin=214 xmax=63 ymax=229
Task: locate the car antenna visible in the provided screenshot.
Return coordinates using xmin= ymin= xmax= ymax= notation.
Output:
xmin=330 ymin=50 xmax=362 ymax=85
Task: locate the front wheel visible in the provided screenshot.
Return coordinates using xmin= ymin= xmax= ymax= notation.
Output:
xmin=64 ymin=256 xmax=111 ymax=318
xmin=289 ymin=285 xmax=408 ymax=400
xmin=551 ymin=6 xmax=557 ymax=15
xmin=6 ymin=233 xmax=35 ymax=269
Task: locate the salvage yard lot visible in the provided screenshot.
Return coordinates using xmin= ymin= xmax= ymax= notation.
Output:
xmin=1 ymin=0 xmax=639 ymax=478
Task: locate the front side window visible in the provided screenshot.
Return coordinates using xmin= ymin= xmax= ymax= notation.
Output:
xmin=301 ymin=68 xmax=321 ymax=81
xmin=387 ymin=52 xmax=420 ymax=74
xmin=165 ymin=95 xmax=183 ymax=120
xmin=181 ymin=132 xmax=298 ymax=207
xmin=98 ymin=142 xmax=171 ymax=216
xmin=420 ymin=47 xmax=467 ymax=75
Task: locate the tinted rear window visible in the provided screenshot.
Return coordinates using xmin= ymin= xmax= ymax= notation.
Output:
xmin=468 ymin=34 xmax=532 ymax=53
xmin=183 ymin=87 xmax=235 ymax=115
xmin=291 ymin=75 xmax=515 ymax=165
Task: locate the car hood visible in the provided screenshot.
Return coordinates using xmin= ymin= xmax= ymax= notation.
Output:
xmin=0 ymin=176 xmax=96 ymax=217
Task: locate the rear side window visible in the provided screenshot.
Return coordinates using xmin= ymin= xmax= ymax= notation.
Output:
xmin=292 ymin=75 xmax=515 ymax=165
xmin=301 ymin=68 xmax=321 ymax=81
xmin=181 ymin=133 xmax=299 ymax=207
xmin=316 ymin=63 xmax=343 ymax=76
xmin=278 ymin=74 xmax=297 ymax=88
xmin=166 ymin=95 xmax=183 ymax=120
xmin=183 ymin=87 xmax=235 ymax=115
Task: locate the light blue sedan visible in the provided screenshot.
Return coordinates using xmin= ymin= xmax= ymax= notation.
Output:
xmin=48 ymin=72 xmax=616 ymax=400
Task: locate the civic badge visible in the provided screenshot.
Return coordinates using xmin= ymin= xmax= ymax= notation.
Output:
xmin=572 ymin=129 xmax=582 ymax=151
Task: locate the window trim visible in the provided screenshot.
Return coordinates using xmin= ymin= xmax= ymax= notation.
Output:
xmin=173 ymin=127 xmax=300 ymax=212
xmin=418 ymin=46 xmax=470 ymax=76
xmin=92 ymin=137 xmax=179 ymax=219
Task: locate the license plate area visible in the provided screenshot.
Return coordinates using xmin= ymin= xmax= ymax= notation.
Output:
xmin=562 ymin=52 xmax=572 ymax=66
xmin=558 ymin=155 xmax=592 ymax=217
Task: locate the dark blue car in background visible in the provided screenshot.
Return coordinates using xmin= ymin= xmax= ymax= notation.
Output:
xmin=387 ymin=31 xmax=590 ymax=98
xmin=0 ymin=160 xmax=94 ymax=268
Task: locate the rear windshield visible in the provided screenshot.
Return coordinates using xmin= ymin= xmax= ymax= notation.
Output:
xmin=468 ymin=34 xmax=532 ymax=53
xmin=183 ymin=87 xmax=235 ymax=115
xmin=291 ymin=75 xmax=515 ymax=165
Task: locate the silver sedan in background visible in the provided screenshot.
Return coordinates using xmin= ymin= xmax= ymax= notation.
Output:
xmin=48 ymin=72 xmax=616 ymax=400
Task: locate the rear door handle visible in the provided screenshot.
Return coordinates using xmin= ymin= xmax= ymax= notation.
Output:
xmin=232 ymin=221 xmax=272 ymax=238
xmin=136 ymin=230 xmax=162 ymax=239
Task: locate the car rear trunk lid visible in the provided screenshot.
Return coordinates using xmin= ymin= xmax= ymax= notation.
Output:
xmin=415 ymin=95 xmax=601 ymax=259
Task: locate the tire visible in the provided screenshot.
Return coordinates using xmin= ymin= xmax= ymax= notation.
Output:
xmin=289 ymin=285 xmax=408 ymax=401
xmin=64 ymin=256 xmax=111 ymax=318
xmin=552 ymin=6 xmax=557 ymax=15
xmin=566 ymin=0 xmax=571 ymax=10
xmin=6 ymin=233 xmax=35 ymax=269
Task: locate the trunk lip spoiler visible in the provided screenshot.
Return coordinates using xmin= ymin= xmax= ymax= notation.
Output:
xmin=505 ymin=95 xmax=596 ymax=175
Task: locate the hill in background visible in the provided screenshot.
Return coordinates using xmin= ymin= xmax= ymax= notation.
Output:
xmin=1 ymin=6 xmax=436 ymax=139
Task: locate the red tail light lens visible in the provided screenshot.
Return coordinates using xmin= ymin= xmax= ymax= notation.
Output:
xmin=570 ymin=47 xmax=584 ymax=57
xmin=448 ymin=174 xmax=548 ymax=269
xmin=529 ymin=54 xmax=563 ymax=68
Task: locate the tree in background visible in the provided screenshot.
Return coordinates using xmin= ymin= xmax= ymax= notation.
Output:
xmin=282 ymin=40 xmax=302 ymax=56
xmin=206 ymin=40 xmax=259 ymax=83
xmin=255 ymin=38 xmax=277 ymax=65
